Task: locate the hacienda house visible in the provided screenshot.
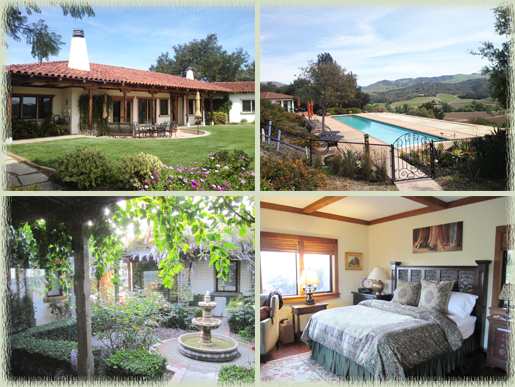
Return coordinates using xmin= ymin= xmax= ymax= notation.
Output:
xmin=6 ymin=29 xmax=255 ymax=135
xmin=260 ymin=91 xmax=294 ymax=112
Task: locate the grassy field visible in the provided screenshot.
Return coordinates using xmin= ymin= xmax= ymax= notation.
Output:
xmin=9 ymin=125 xmax=255 ymax=170
xmin=390 ymin=94 xmax=493 ymax=108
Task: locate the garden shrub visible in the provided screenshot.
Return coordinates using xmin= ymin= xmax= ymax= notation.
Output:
xmin=162 ymin=304 xmax=202 ymax=330
xmin=291 ymin=133 xmax=320 ymax=151
xmin=105 ymin=349 xmax=167 ymax=380
xmin=260 ymin=99 xmax=287 ymax=130
xmin=437 ymin=151 xmax=456 ymax=167
xmin=469 ymin=127 xmax=508 ymax=179
xmin=469 ymin=117 xmax=496 ymax=126
xmin=11 ymin=114 xmax=68 ymax=140
xmin=92 ymin=289 xmax=169 ymax=353
xmin=206 ymin=111 xmax=227 ymax=125
xmin=360 ymin=153 xmax=373 ymax=181
xmin=55 ymin=146 xmax=119 ymax=189
xmin=9 ymin=292 xmax=35 ymax=333
xmin=330 ymin=153 xmax=342 ymax=176
xmin=117 ymin=152 xmax=163 ymax=190
xmin=260 ymin=155 xmax=327 ymax=191
xmin=228 ymin=297 xmax=254 ymax=336
xmin=9 ymin=320 xmax=102 ymax=379
xmin=374 ymin=157 xmax=389 ymax=183
xmin=141 ymin=150 xmax=255 ymax=192
xmin=341 ymin=150 xmax=359 ymax=178
xmin=218 ymin=364 xmax=254 ymax=383
xmin=407 ymin=107 xmax=435 ymax=119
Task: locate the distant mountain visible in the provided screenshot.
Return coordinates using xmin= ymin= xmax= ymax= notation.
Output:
xmin=368 ymin=78 xmax=492 ymax=104
xmin=363 ymin=74 xmax=486 ymax=94
xmin=260 ymin=81 xmax=287 ymax=87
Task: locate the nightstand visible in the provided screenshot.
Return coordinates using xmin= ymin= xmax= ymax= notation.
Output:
xmin=486 ymin=316 xmax=511 ymax=372
xmin=352 ymin=292 xmax=393 ymax=305
xmin=291 ymin=303 xmax=328 ymax=341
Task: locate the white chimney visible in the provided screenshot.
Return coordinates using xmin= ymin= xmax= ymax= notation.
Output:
xmin=68 ymin=28 xmax=90 ymax=71
xmin=186 ymin=66 xmax=194 ymax=80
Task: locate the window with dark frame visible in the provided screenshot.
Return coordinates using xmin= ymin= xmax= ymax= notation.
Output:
xmin=160 ymin=99 xmax=169 ymax=116
xmin=12 ymin=95 xmax=53 ymax=120
xmin=242 ymin=99 xmax=255 ymax=113
xmin=189 ymin=99 xmax=195 ymax=115
xmin=47 ymin=269 xmax=63 ymax=297
xmin=260 ymin=232 xmax=339 ymax=302
xmin=216 ymin=261 xmax=238 ymax=292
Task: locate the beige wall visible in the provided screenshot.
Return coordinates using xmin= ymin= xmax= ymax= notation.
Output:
xmin=261 ymin=197 xmax=508 ymax=345
xmin=261 ymin=208 xmax=369 ymax=328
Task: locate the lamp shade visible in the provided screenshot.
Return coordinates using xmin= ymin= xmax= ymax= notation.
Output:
xmin=498 ymin=283 xmax=511 ymax=301
xmin=300 ymin=270 xmax=320 ymax=285
xmin=368 ymin=267 xmax=388 ymax=281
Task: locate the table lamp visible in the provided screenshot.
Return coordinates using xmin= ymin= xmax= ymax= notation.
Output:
xmin=300 ymin=270 xmax=320 ymax=305
xmin=368 ymin=267 xmax=388 ymax=295
xmin=498 ymin=283 xmax=511 ymax=320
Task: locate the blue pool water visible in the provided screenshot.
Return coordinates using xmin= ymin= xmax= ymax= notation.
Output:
xmin=333 ymin=115 xmax=441 ymax=144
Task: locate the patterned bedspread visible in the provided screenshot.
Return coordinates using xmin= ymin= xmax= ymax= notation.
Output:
xmin=300 ymin=300 xmax=463 ymax=381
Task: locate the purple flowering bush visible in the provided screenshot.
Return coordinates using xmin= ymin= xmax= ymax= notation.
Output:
xmin=140 ymin=150 xmax=255 ymax=191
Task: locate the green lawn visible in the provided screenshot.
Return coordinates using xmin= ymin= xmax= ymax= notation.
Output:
xmin=9 ymin=125 xmax=255 ymax=170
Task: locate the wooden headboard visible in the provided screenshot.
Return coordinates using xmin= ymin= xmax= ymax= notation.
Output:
xmin=390 ymin=260 xmax=491 ymax=350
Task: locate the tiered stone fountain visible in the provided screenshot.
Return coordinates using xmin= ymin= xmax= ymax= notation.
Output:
xmin=178 ymin=291 xmax=239 ymax=362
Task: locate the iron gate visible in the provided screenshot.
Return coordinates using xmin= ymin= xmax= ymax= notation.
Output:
xmin=392 ymin=133 xmax=435 ymax=182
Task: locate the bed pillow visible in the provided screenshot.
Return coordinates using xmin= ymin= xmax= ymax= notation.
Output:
xmin=447 ymin=292 xmax=478 ymax=317
xmin=391 ymin=280 xmax=421 ymax=306
xmin=260 ymin=306 xmax=272 ymax=321
xmin=418 ymin=279 xmax=454 ymax=313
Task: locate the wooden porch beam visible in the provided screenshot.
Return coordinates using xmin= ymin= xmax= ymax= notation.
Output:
xmin=88 ymin=89 xmax=93 ymax=133
xmin=402 ymin=196 xmax=447 ymax=210
xmin=123 ymin=91 xmax=127 ymax=123
xmin=303 ymin=197 xmax=346 ymax=214
xmin=210 ymin=95 xmax=214 ymax=125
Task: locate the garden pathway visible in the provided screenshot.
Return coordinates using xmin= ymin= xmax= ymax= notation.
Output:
xmin=156 ymin=318 xmax=255 ymax=385
xmin=3 ymin=154 xmax=64 ymax=191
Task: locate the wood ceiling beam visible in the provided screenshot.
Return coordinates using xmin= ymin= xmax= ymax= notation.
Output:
xmin=445 ymin=196 xmax=502 ymax=209
xmin=368 ymin=208 xmax=437 ymax=226
xmin=261 ymin=202 xmax=369 ymax=226
xmin=303 ymin=196 xmax=346 ymax=214
xmin=402 ymin=196 xmax=448 ymax=210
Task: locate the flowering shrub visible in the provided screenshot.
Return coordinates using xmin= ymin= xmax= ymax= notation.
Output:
xmin=139 ymin=150 xmax=255 ymax=191
xmin=261 ymin=156 xmax=327 ymax=191
xmin=92 ymin=289 xmax=170 ymax=353
xmin=291 ymin=134 xmax=320 ymax=151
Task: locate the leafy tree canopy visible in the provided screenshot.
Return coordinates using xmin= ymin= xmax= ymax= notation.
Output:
xmin=471 ymin=6 xmax=511 ymax=109
xmin=8 ymin=196 xmax=255 ymax=295
xmin=149 ymin=33 xmax=254 ymax=82
xmin=297 ymin=59 xmax=357 ymax=129
xmin=316 ymin=52 xmax=334 ymax=64
xmin=4 ymin=3 xmax=95 ymax=62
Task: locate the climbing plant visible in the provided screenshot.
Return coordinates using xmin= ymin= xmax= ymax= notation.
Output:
xmin=78 ymin=93 xmax=113 ymax=135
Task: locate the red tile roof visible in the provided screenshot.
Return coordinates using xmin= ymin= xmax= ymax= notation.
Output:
xmin=260 ymin=91 xmax=293 ymax=100
xmin=8 ymin=61 xmax=255 ymax=93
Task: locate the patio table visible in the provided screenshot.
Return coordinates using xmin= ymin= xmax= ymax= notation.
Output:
xmin=318 ymin=131 xmax=340 ymax=137
xmin=319 ymin=135 xmax=344 ymax=153
xmin=137 ymin=124 xmax=166 ymax=138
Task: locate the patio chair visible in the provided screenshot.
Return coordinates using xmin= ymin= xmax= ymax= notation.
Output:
xmin=132 ymin=122 xmax=142 ymax=138
xmin=260 ymin=293 xmax=280 ymax=362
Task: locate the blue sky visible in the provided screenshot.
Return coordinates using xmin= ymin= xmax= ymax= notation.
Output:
xmin=6 ymin=5 xmax=255 ymax=71
xmin=261 ymin=7 xmax=505 ymax=86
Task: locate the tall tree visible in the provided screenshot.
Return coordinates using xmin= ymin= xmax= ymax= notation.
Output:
xmin=4 ymin=4 xmax=95 ymax=62
xmin=149 ymin=33 xmax=253 ymax=82
xmin=297 ymin=59 xmax=357 ymax=129
xmin=316 ymin=52 xmax=334 ymax=64
xmin=471 ymin=6 xmax=511 ymax=109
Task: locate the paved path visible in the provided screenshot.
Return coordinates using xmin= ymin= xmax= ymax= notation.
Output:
xmin=156 ymin=319 xmax=255 ymax=385
xmin=4 ymin=154 xmax=64 ymax=191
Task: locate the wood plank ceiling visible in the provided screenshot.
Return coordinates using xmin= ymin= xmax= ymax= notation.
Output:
xmin=260 ymin=196 xmax=502 ymax=226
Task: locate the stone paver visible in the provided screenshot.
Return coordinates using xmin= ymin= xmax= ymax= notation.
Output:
xmin=3 ymin=155 xmax=64 ymax=191
xmin=394 ymin=178 xmax=444 ymax=191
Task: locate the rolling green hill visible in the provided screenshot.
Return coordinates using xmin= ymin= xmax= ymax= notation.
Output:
xmin=363 ymin=73 xmax=486 ymax=94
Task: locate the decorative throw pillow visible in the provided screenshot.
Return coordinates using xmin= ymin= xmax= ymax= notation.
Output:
xmin=392 ymin=280 xmax=421 ymax=306
xmin=260 ymin=306 xmax=272 ymax=321
xmin=418 ymin=279 xmax=454 ymax=313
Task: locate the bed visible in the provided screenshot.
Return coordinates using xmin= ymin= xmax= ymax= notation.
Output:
xmin=300 ymin=260 xmax=491 ymax=381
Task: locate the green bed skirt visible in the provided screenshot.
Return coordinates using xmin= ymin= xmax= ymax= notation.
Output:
xmin=309 ymin=335 xmax=478 ymax=380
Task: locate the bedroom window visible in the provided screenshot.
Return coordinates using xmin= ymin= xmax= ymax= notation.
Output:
xmin=260 ymin=232 xmax=339 ymax=302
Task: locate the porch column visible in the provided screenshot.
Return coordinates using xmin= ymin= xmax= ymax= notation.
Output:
xmin=123 ymin=92 xmax=127 ymax=123
xmin=174 ymin=95 xmax=178 ymax=125
xmin=169 ymin=92 xmax=174 ymax=124
xmin=226 ymin=94 xmax=230 ymax=123
xmin=8 ymin=84 xmax=12 ymax=139
xmin=210 ymin=95 xmax=214 ymax=126
xmin=151 ymin=93 xmax=156 ymax=124
xmin=72 ymin=220 xmax=94 ymax=378
xmin=88 ymin=89 xmax=93 ymax=134
xmin=185 ymin=94 xmax=190 ymax=127
xmin=201 ymin=93 xmax=205 ymax=126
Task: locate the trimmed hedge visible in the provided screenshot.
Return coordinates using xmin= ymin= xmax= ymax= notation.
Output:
xmin=9 ymin=318 xmax=102 ymax=379
xmin=105 ymin=349 xmax=167 ymax=380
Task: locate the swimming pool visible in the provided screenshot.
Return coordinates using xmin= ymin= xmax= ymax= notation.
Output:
xmin=333 ymin=115 xmax=441 ymax=144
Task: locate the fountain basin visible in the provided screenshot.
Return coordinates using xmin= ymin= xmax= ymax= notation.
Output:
xmin=192 ymin=317 xmax=222 ymax=329
xmin=178 ymin=333 xmax=239 ymax=362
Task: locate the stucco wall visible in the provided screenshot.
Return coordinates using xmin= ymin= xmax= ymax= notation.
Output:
xmin=229 ymin=93 xmax=255 ymax=123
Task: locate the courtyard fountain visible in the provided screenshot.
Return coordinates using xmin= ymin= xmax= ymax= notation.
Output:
xmin=178 ymin=291 xmax=239 ymax=362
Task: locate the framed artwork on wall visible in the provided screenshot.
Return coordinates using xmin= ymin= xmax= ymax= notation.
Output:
xmin=345 ymin=252 xmax=363 ymax=270
xmin=413 ymin=221 xmax=463 ymax=254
